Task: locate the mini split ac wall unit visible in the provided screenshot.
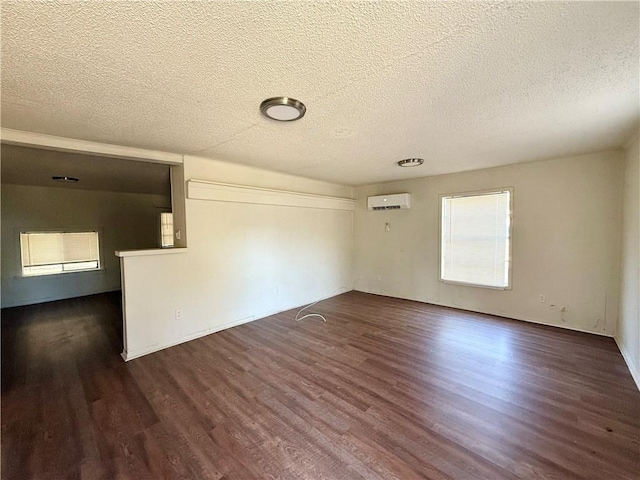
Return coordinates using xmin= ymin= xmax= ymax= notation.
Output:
xmin=367 ymin=193 xmax=411 ymax=211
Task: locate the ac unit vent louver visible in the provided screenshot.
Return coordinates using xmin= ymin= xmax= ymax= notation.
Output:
xmin=367 ymin=193 xmax=411 ymax=211
xmin=372 ymin=205 xmax=401 ymax=210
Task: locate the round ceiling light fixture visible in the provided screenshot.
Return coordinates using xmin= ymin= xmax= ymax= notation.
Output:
xmin=260 ymin=97 xmax=306 ymax=122
xmin=52 ymin=176 xmax=79 ymax=183
xmin=397 ymin=158 xmax=424 ymax=167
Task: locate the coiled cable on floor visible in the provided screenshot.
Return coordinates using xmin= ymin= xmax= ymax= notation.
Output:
xmin=294 ymin=286 xmax=351 ymax=323
xmin=295 ymin=299 xmax=327 ymax=323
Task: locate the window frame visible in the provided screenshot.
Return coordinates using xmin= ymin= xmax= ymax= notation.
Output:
xmin=438 ymin=187 xmax=514 ymax=290
xmin=18 ymin=228 xmax=105 ymax=278
xmin=158 ymin=209 xmax=174 ymax=248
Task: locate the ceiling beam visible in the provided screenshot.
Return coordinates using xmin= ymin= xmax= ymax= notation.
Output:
xmin=0 ymin=128 xmax=183 ymax=165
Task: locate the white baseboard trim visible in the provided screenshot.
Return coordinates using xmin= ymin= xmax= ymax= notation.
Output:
xmin=121 ymin=314 xmax=262 ymax=361
xmin=359 ymin=289 xmax=640 ymax=392
xmin=615 ymin=337 xmax=640 ymax=391
xmin=354 ymin=289 xmax=615 ymax=337
xmin=2 ymin=288 xmax=122 ymax=309
xmin=122 ymin=288 xmax=352 ymax=362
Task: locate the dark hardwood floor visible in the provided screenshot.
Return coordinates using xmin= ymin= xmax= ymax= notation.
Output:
xmin=2 ymin=291 xmax=639 ymax=479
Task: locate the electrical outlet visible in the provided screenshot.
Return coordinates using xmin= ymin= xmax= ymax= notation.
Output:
xmin=539 ymin=295 xmax=545 ymax=303
xmin=175 ymin=309 xmax=183 ymax=320
xmin=376 ymin=275 xmax=382 ymax=282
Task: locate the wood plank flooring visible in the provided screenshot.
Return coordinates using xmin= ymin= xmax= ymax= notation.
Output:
xmin=2 ymin=291 xmax=639 ymax=479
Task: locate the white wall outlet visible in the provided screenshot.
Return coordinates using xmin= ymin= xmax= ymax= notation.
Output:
xmin=175 ymin=309 xmax=183 ymax=320
xmin=539 ymin=295 xmax=545 ymax=303
xmin=377 ymin=275 xmax=382 ymax=281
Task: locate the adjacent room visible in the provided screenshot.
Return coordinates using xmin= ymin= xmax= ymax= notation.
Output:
xmin=1 ymin=145 xmax=173 ymax=308
xmin=1 ymin=2 xmax=639 ymax=479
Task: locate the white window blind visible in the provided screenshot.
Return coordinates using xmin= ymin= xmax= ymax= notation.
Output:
xmin=20 ymin=232 xmax=100 ymax=276
xmin=441 ymin=190 xmax=512 ymax=288
xmin=160 ymin=212 xmax=174 ymax=248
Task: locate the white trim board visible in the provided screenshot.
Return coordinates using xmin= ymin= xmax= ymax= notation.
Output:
xmin=354 ymin=288 xmax=616 ymax=337
xmin=1 ymin=128 xmax=183 ymax=165
xmin=187 ymin=179 xmax=356 ymax=211
xmin=615 ymin=337 xmax=640 ymax=391
xmin=122 ymin=288 xmax=352 ymax=361
xmin=122 ymin=314 xmax=262 ymax=361
xmin=115 ymin=247 xmax=189 ymax=258
xmin=356 ymin=289 xmax=640 ymax=389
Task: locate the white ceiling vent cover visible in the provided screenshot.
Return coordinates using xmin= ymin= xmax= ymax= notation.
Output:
xmin=367 ymin=193 xmax=411 ymax=211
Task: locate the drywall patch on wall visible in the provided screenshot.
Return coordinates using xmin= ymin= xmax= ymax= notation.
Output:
xmin=1 ymin=184 xmax=171 ymax=308
xmin=354 ymin=151 xmax=624 ymax=336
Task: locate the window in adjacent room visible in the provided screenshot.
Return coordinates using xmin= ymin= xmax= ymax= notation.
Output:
xmin=440 ymin=188 xmax=512 ymax=289
xmin=160 ymin=212 xmax=174 ymax=248
xmin=20 ymin=231 xmax=101 ymax=276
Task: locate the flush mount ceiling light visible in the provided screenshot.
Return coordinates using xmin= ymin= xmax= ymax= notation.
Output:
xmin=397 ymin=158 xmax=424 ymax=167
xmin=260 ymin=97 xmax=306 ymax=121
xmin=52 ymin=176 xmax=79 ymax=183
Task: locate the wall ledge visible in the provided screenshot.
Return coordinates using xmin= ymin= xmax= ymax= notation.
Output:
xmin=187 ymin=179 xmax=356 ymax=211
xmin=116 ymin=248 xmax=188 ymax=258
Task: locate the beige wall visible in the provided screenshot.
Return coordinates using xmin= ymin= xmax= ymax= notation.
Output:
xmin=1 ymin=184 xmax=171 ymax=308
xmin=119 ymin=155 xmax=354 ymax=360
xmin=618 ymin=131 xmax=640 ymax=388
xmin=354 ymin=151 xmax=623 ymax=336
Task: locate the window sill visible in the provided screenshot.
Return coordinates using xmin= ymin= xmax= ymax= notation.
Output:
xmin=440 ymin=279 xmax=512 ymax=290
xmin=14 ymin=268 xmax=107 ymax=280
xmin=115 ymin=247 xmax=188 ymax=258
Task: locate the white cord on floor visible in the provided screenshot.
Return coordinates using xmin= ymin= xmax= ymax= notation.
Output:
xmin=294 ymin=286 xmax=350 ymax=323
xmin=295 ymin=299 xmax=327 ymax=322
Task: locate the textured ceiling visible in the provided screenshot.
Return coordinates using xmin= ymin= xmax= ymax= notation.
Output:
xmin=1 ymin=1 xmax=638 ymax=186
xmin=1 ymin=145 xmax=171 ymax=196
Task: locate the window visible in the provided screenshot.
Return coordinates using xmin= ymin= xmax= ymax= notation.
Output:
xmin=160 ymin=212 xmax=174 ymax=248
xmin=20 ymin=231 xmax=100 ymax=276
xmin=440 ymin=189 xmax=512 ymax=289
